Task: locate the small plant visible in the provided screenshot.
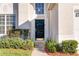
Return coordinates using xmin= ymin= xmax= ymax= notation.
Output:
xmin=62 ymin=40 xmax=78 ymax=53
xmin=46 ymin=40 xmax=57 ymax=52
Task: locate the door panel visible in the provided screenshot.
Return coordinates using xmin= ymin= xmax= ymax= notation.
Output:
xmin=35 ymin=19 xmax=44 ymax=38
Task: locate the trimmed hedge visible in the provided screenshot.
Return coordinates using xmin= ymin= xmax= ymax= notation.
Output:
xmin=46 ymin=39 xmax=78 ymax=53
xmin=0 ymin=37 xmax=34 ymax=50
xmin=62 ymin=40 xmax=78 ymax=53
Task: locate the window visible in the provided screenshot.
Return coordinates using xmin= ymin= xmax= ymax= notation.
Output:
xmin=0 ymin=15 xmax=5 ymax=34
xmin=74 ymin=9 xmax=79 ymax=17
xmin=35 ymin=3 xmax=44 ymax=14
xmin=6 ymin=14 xmax=16 ymax=33
xmin=75 ymin=13 xmax=79 ymax=17
xmin=0 ymin=26 xmax=5 ymax=34
xmin=6 ymin=14 xmax=16 ymax=26
xmin=0 ymin=14 xmax=16 ymax=34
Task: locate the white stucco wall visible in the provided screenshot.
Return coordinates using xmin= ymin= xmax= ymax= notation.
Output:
xmin=18 ymin=3 xmax=31 ymax=29
xmin=0 ymin=4 xmax=13 ymax=14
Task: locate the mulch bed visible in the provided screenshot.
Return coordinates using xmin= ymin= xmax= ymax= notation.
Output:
xmin=45 ymin=48 xmax=79 ymax=56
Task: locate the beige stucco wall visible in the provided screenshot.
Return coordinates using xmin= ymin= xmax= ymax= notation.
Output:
xmin=73 ymin=5 xmax=79 ymax=42
xmin=58 ymin=3 xmax=79 ymax=44
xmin=59 ymin=3 xmax=73 ymax=35
xmin=58 ymin=4 xmax=79 ymax=49
xmin=58 ymin=3 xmax=74 ymax=42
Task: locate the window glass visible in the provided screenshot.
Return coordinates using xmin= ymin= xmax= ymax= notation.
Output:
xmin=0 ymin=15 xmax=5 ymax=34
xmin=0 ymin=26 xmax=5 ymax=34
xmin=35 ymin=3 xmax=44 ymax=14
xmin=75 ymin=13 xmax=79 ymax=17
xmin=6 ymin=14 xmax=16 ymax=26
xmin=6 ymin=14 xmax=16 ymax=33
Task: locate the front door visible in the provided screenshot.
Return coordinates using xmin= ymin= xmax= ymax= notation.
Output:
xmin=35 ymin=19 xmax=44 ymax=39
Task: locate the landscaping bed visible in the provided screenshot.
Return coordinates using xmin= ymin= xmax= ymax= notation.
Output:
xmin=0 ymin=48 xmax=32 ymax=56
xmin=45 ymin=48 xmax=79 ymax=56
xmin=45 ymin=40 xmax=79 ymax=56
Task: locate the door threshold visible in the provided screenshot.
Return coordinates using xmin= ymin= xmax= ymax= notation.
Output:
xmin=36 ymin=38 xmax=44 ymax=41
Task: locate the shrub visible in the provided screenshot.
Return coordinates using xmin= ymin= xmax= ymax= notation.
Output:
xmin=56 ymin=43 xmax=62 ymax=52
xmin=0 ymin=37 xmax=34 ymax=50
xmin=0 ymin=37 xmax=23 ymax=49
xmin=8 ymin=30 xmax=21 ymax=37
xmin=9 ymin=37 xmax=24 ymax=49
xmin=0 ymin=37 xmax=10 ymax=48
xmin=62 ymin=40 xmax=78 ymax=53
xmin=46 ymin=40 xmax=57 ymax=52
xmin=20 ymin=29 xmax=29 ymax=39
xmin=22 ymin=40 xmax=34 ymax=50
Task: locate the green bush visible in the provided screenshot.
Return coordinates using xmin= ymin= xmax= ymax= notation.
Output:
xmin=9 ymin=37 xmax=24 ymax=49
xmin=22 ymin=40 xmax=34 ymax=50
xmin=62 ymin=40 xmax=78 ymax=53
xmin=0 ymin=37 xmax=23 ymax=49
xmin=46 ymin=39 xmax=78 ymax=53
xmin=0 ymin=37 xmax=34 ymax=50
xmin=56 ymin=43 xmax=62 ymax=52
xmin=0 ymin=37 xmax=10 ymax=48
xmin=46 ymin=40 xmax=57 ymax=52
xmin=8 ymin=30 xmax=21 ymax=37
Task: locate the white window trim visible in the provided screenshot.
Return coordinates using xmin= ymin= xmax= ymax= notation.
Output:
xmin=5 ymin=14 xmax=7 ymax=35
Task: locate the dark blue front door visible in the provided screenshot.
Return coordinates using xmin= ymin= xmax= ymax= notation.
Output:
xmin=35 ymin=19 xmax=44 ymax=38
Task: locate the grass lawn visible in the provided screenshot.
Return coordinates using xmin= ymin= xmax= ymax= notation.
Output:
xmin=0 ymin=48 xmax=32 ymax=56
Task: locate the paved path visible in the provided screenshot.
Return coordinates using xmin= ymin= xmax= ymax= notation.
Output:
xmin=32 ymin=40 xmax=48 ymax=56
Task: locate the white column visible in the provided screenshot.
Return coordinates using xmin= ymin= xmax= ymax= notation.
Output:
xmin=44 ymin=4 xmax=49 ymax=41
xmin=31 ymin=19 xmax=35 ymax=41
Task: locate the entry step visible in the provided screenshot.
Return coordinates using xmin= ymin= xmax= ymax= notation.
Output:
xmin=36 ymin=38 xmax=44 ymax=40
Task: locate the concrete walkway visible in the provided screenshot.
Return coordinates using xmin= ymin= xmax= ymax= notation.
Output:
xmin=32 ymin=40 xmax=48 ymax=56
